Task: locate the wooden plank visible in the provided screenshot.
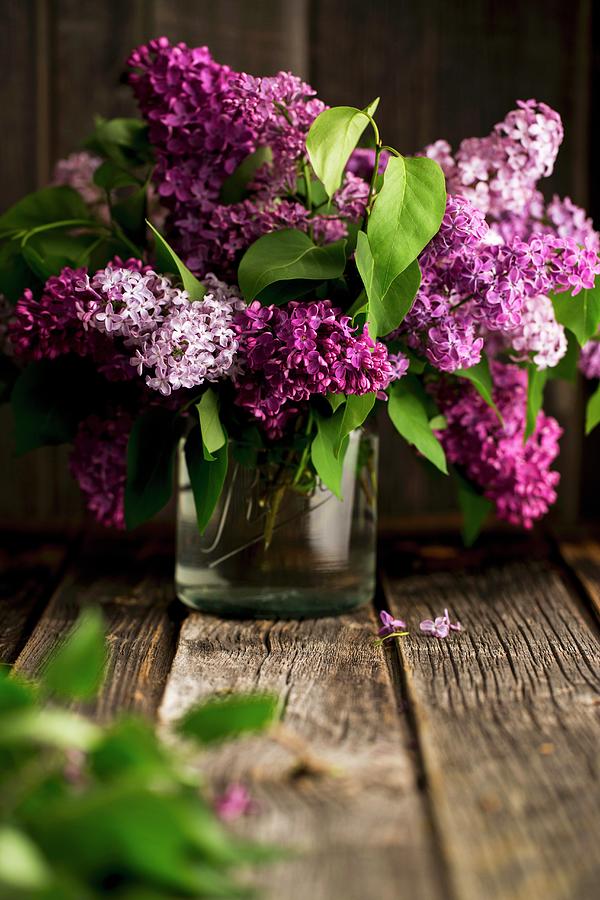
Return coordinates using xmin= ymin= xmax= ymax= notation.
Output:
xmin=159 ymin=607 xmax=444 ymax=900
xmin=558 ymin=538 xmax=600 ymax=618
xmin=0 ymin=531 xmax=73 ymax=664
xmin=383 ymin=548 xmax=600 ymax=900
xmin=14 ymin=534 xmax=181 ymax=721
xmin=154 ymin=0 xmax=309 ymax=77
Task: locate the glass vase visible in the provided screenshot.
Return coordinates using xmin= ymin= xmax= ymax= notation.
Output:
xmin=175 ymin=428 xmax=378 ymax=618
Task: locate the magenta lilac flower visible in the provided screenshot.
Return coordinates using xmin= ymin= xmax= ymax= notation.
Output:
xmin=127 ymin=38 xmax=368 ymax=279
xmin=213 ymin=784 xmax=255 ymax=822
xmin=69 ymin=411 xmax=131 ymax=529
xmin=234 ymin=299 xmax=394 ymax=438
xmin=432 ymin=362 xmax=562 ymax=528
xmin=377 ymin=610 xmax=407 ymax=637
xmin=420 ymin=609 xmax=462 ymax=638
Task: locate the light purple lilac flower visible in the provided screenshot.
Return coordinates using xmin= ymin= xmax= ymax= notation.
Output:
xmin=52 ymin=151 xmax=105 ymax=210
xmin=420 ymin=609 xmax=462 ymax=638
xmin=431 ymin=361 xmax=562 ymax=528
xmin=377 ymin=610 xmax=408 ymax=638
xmin=504 ymin=293 xmax=567 ymax=370
xmin=233 ymin=299 xmax=394 ymax=438
xmin=131 ymin=273 xmax=244 ymax=396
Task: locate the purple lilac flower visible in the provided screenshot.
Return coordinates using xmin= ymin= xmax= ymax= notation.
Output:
xmin=234 ymin=299 xmax=394 ymax=438
xmin=420 ymin=609 xmax=462 ymax=638
xmin=127 ymin=38 xmax=369 ymax=280
xmin=347 ymin=148 xmax=391 ymax=181
xmin=377 ymin=610 xmax=407 ymax=637
xmin=8 ymin=267 xmax=134 ymax=381
xmin=579 ymin=340 xmax=600 ymax=380
xmin=69 ymin=411 xmax=131 ymax=529
xmin=431 ymin=361 xmax=562 ymax=528
xmin=131 ymin=273 xmax=244 ymax=395
xmin=214 ymin=784 xmax=255 ymax=822
xmin=387 ymin=351 xmax=410 ymax=381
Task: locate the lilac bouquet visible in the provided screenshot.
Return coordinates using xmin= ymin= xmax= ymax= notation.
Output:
xmin=1 ymin=38 xmax=599 ymax=544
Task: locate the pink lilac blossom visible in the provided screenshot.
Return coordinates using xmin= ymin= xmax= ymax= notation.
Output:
xmin=69 ymin=411 xmax=130 ymax=529
xmin=131 ymin=273 xmax=244 ymax=395
xmin=234 ymin=299 xmax=394 ymax=438
xmin=579 ymin=340 xmax=600 ymax=380
xmin=8 ymin=266 xmax=134 ymax=381
xmin=377 ymin=610 xmax=407 ymax=637
xmin=213 ymin=784 xmax=255 ymax=822
xmin=128 ymin=38 xmax=368 ymax=279
xmin=432 ymin=362 xmax=562 ymax=528
xmin=387 ymin=351 xmax=410 ymax=381
xmin=420 ymin=609 xmax=462 ymax=638
xmin=347 ymin=148 xmax=391 ymax=181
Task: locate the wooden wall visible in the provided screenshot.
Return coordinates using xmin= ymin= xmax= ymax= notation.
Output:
xmin=0 ymin=0 xmax=597 ymax=527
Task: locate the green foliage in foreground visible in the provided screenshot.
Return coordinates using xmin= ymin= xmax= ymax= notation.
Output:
xmin=0 ymin=609 xmax=279 ymax=899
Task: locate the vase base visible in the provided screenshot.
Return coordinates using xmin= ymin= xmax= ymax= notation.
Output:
xmin=175 ymin=584 xmax=374 ymax=620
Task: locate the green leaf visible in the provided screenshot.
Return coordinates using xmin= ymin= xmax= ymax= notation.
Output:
xmin=125 ymin=408 xmax=183 ymax=529
xmin=196 ymin=388 xmax=226 ymax=460
xmin=21 ymin=229 xmax=100 ymax=280
xmin=0 ymin=239 xmax=37 ymax=301
xmin=86 ymin=116 xmax=153 ymax=168
xmin=178 ymin=693 xmax=280 ymax=745
xmin=219 ymin=146 xmax=273 ymax=203
xmin=367 ymin=155 xmax=446 ymax=299
xmin=0 ymin=186 xmax=92 ymax=237
xmin=42 ymin=607 xmax=107 ymax=700
xmin=184 ymin=426 xmax=229 ymax=534
xmin=334 ymin=393 xmax=376 ymax=456
xmin=454 ymin=471 xmax=492 ymax=547
xmin=0 ymin=708 xmax=100 ymax=749
xmin=306 ymin=99 xmax=379 ymax=199
xmin=237 ymin=229 xmax=346 ymax=302
xmin=585 ymin=382 xmax=600 ymax=435
xmin=111 ymin=185 xmax=147 ymax=244
xmin=387 ymin=377 xmax=447 ymax=474
xmin=11 ymin=357 xmax=102 ymax=455
xmin=93 ymin=159 xmax=141 ymax=190
xmin=355 ymin=230 xmax=420 ymax=337
xmin=525 ymin=364 xmax=548 ymax=440
xmin=455 ymin=355 xmax=502 ymax=421
xmin=552 ymin=283 xmax=600 ymax=346
xmin=146 ymin=221 xmax=206 ymax=299
xmin=0 ymin=827 xmax=51 ymax=890
xmin=310 ymin=410 xmax=349 ymax=498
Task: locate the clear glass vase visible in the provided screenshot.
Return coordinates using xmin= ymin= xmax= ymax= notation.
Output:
xmin=175 ymin=428 xmax=378 ymax=618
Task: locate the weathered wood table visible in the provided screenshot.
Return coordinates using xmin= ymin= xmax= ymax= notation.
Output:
xmin=2 ymin=525 xmax=600 ymax=900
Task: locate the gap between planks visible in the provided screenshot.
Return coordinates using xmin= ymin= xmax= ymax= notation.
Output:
xmin=382 ymin=542 xmax=600 ymax=900
xmin=159 ymin=603 xmax=446 ymax=900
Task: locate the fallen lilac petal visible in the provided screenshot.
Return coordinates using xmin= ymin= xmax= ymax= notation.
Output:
xmin=214 ymin=783 xmax=255 ymax=822
xmin=378 ymin=609 xmax=407 ymax=637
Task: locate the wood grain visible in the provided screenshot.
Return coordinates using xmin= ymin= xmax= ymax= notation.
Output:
xmin=558 ymin=538 xmax=600 ymax=618
xmin=159 ymin=607 xmax=444 ymax=900
xmin=14 ymin=534 xmax=181 ymax=720
xmin=0 ymin=531 xmax=72 ymax=663
xmin=383 ymin=552 xmax=600 ymax=900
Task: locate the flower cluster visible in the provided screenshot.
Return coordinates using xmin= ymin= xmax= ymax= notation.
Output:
xmin=127 ymin=38 xmax=368 ymax=279
xmin=233 ymin=299 xmax=394 ymax=438
xmin=76 ymin=263 xmax=243 ymax=396
xmin=432 ymin=362 xmax=563 ymax=528
xmin=8 ymin=266 xmax=134 ymax=382
xmin=52 ymin=151 xmax=105 ymax=210
xmin=69 ymin=411 xmax=131 ymax=529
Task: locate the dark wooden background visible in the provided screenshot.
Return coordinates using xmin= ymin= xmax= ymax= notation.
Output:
xmin=1 ymin=0 xmax=598 ymax=528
